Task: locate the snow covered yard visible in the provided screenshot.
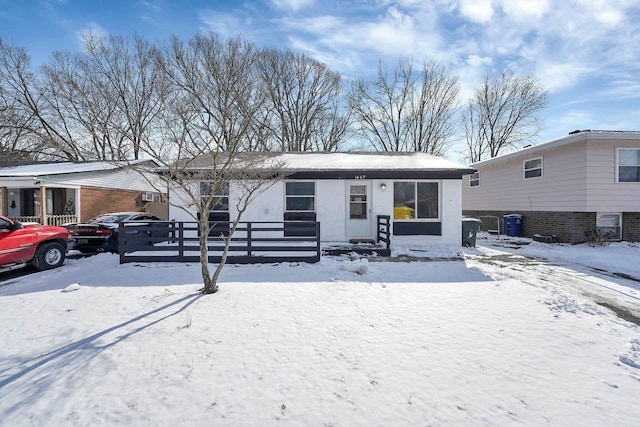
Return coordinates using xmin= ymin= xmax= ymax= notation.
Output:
xmin=1 ymin=239 xmax=639 ymax=426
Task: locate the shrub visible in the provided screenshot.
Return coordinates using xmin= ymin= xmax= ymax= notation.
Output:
xmin=584 ymin=229 xmax=614 ymax=247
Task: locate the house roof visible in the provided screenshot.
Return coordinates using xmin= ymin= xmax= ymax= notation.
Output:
xmin=176 ymin=151 xmax=475 ymax=180
xmin=0 ymin=160 xmax=157 ymax=178
xmin=273 ymin=152 xmax=473 ymax=172
xmin=470 ymin=130 xmax=640 ymax=167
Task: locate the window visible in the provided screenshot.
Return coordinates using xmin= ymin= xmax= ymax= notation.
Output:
xmin=618 ymin=148 xmax=640 ymax=182
xmin=469 ymin=171 xmax=480 ymax=187
xmin=596 ymin=213 xmax=621 ymax=240
xmin=285 ymin=181 xmax=315 ymax=212
xmin=349 ymin=184 xmax=367 ymax=219
xmin=393 ymin=181 xmax=439 ymax=220
xmin=200 ymin=181 xmax=229 ymax=211
xmin=524 ymin=157 xmax=543 ymax=179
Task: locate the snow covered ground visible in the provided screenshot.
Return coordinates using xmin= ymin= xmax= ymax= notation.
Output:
xmin=1 ymin=235 xmax=639 ymax=426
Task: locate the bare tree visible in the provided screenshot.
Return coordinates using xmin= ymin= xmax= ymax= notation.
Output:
xmin=35 ymin=33 xmax=167 ymax=161
xmin=0 ymin=38 xmax=51 ymax=160
xmin=39 ymin=50 xmax=125 ymax=160
xmin=463 ymin=72 xmax=548 ymax=162
xmin=0 ymin=84 xmax=41 ymax=161
xmin=348 ymin=58 xmax=460 ymax=155
xmin=256 ymin=48 xmax=350 ymax=151
xmin=0 ymin=34 xmax=166 ymax=161
xmin=141 ymin=33 xmax=284 ymax=294
xmin=82 ymin=33 xmax=167 ymax=159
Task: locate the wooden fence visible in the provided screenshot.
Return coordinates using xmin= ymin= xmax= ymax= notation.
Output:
xmin=118 ymin=220 xmax=321 ymax=264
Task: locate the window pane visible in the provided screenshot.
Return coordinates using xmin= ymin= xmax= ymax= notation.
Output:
xmin=470 ymin=172 xmax=479 ymax=187
xmin=597 ymin=214 xmax=621 ymax=240
xmin=597 ymin=214 xmax=620 ymax=228
xmin=619 ymin=149 xmax=640 ymax=166
xmin=525 ymin=169 xmax=542 ymax=179
xmin=394 ymin=182 xmax=415 ymax=220
xmin=525 ymin=158 xmax=542 ymax=169
xmin=286 ymin=196 xmax=314 ymax=211
xmin=618 ymin=166 xmax=640 ymax=182
xmin=416 ymin=182 xmax=438 ymax=219
xmin=212 ymin=197 xmax=229 ymax=211
xmin=350 ymin=203 xmax=367 ymax=219
xmin=200 ymin=181 xmax=229 ymax=196
xmin=350 ymin=185 xmax=366 ymax=195
xmin=286 ymin=182 xmax=315 ymax=195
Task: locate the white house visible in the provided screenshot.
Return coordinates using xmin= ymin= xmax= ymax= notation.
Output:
xmin=168 ymin=152 xmax=475 ymax=250
xmin=462 ymin=130 xmax=640 ymax=243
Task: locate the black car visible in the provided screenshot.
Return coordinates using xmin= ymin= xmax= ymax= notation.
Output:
xmin=64 ymin=212 xmax=167 ymax=254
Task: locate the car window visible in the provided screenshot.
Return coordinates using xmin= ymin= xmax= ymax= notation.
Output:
xmin=0 ymin=218 xmax=11 ymax=230
xmin=90 ymin=214 xmax=131 ymax=223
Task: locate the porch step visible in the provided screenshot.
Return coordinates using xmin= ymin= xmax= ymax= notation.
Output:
xmin=322 ymin=241 xmax=391 ymax=257
xmin=349 ymin=238 xmax=376 ymax=244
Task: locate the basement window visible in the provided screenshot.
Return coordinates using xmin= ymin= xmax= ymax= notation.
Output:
xmin=596 ymin=213 xmax=621 ymax=240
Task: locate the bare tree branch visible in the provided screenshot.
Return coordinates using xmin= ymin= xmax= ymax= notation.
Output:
xmin=256 ymin=48 xmax=351 ymax=151
xmin=348 ymin=58 xmax=460 ymax=154
xmin=463 ymin=72 xmax=548 ymax=162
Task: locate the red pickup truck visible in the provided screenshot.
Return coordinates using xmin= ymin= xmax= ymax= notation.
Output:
xmin=0 ymin=215 xmax=72 ymax=273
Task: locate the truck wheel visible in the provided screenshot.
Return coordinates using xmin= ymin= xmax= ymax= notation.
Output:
xmin=33 ymin=242 xmax=66 ymax=270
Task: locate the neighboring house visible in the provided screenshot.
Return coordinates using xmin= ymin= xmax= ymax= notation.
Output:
xmin=462 ymin=130 xmax=640 ymax=243
xmin=168 ymin=152 xmax=475 ymax=248
xmin=0 ymin=161 xmax=168 ymax=226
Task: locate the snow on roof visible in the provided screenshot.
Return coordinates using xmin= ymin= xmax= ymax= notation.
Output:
xmin=183 ymin=152 xmax=474 ymax=172
xmin=0 ymin=160 xmax=154 ymax=177
xmin=273 ymin=152 xmax=472 ymax=171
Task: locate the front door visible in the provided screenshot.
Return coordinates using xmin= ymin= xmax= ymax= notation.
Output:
xmin=345 ymin=181 xmax=372 ymax=238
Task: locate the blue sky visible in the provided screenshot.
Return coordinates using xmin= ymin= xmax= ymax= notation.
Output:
xmin=1 ymin=0 xmax=639 ymax=156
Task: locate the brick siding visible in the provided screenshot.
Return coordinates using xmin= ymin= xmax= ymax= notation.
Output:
xmin=463 ymin=210 xmax=597 ymax=244
xmin=623 ymin=212 xmax=640 ymax=243
xmin=80 ymin=187 xmax=146 ymax=222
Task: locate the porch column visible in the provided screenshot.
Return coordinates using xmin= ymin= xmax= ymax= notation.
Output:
xmin=0 ymin=187 xmax=6 ymax=216
xmin=40 ymin=186 xmax=47 ymax=225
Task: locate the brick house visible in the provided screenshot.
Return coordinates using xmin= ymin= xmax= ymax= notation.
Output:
xmin=0 ymin=160 xmax=167 ymax=225
xmin=462 ymin=130 xmax=640 ymax=243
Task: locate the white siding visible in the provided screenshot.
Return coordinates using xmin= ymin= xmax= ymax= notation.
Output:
xmin=586 ymin=139 xmax=640 ymax=211
xmin=463 ymin=135 xmax=640 ymax=213
xmin=169 ymin=178 xmax=464 ymax=246
xmin=463 ymin=142 xmax=589 ymax=211
xmin=49 ymin=169 xmax=161 ymax=192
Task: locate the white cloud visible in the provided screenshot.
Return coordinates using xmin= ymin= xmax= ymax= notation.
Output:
xmin=270 ymin=0 xmax=315 ymax=13
xmin=75 ymin=22 xmax=108 ymax=47
xmin=500 ymin=0 xmax=549 ymax=21
xmin=277 ymin=5 xmax=443 ymax=69
xmin=596 ymin=8 xmax=623 ymax=26
xmin=466 ymin=54 xmax=492 ymax=67
xmin=457 ymin=0 xmax=495 ymax=24
xmin=199 ymin=10 xmax=250 ymax=39
xmin=535 ymin=62 xmax=592 ymax=92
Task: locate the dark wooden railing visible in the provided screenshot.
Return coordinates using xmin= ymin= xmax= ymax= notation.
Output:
xmin=118 ymin=221 xmax=321 ymax=264
xmin=376 ymin=215 xmax=391 ymax=255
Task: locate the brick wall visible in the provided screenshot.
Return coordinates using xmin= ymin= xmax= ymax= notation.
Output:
xmin=623 ymin=212 xmax=640 ymax=242
xmin=80 ymin=187 xmax=146 ymax=222
xmin=463 ymin=210 xmax=597 ymax=243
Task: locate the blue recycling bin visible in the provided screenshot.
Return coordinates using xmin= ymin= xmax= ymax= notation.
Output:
xmin=503 ymin=214 xmax=523 ymax=237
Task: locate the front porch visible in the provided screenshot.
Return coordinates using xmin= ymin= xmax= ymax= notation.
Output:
xmin=9 ymin=214 xmax=78 ymax=226
xmin=1 ymin=185 xmax=79 ymax=226
xmin=117 ymin=216 xmax=392 ymax=264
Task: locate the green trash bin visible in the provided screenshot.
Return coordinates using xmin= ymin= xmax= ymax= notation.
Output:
xmin=462 ymin=218 xmax=482 ymax=247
